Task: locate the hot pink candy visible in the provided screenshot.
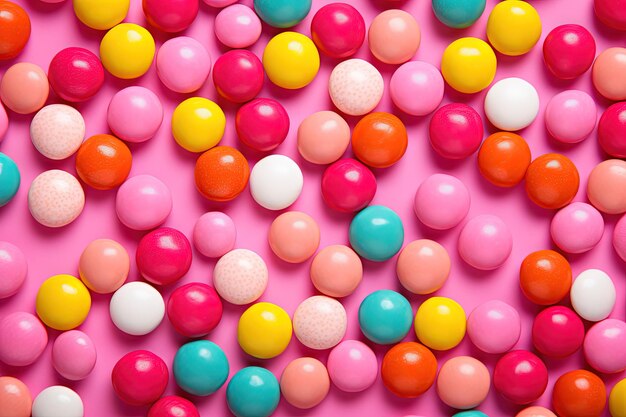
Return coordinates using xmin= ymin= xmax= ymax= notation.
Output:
xmin=136 ymin=227 xmax=192 ymax=286
xmin=327 ymin=340 xmax=378 ymax=392
xmin=322 ymin=158 xmax=376 ymax=213
xmin=214 ymin=4 xmax=262 ymax=49
xmin=48 ymin=47 xmax=104 ymax=102
xmin=584 ymin=318 xmax=626 ymax=373
xmin=236 ymin=98 xmax=289 ymax=152
xmin=213 ymin=49 xmax=264 ymax=103
xmin=467 ymin=300 xmax=521 ymax=354
xmin=545 ymin=90 xmax=596 ymax=144
xmin=594 ymin=0 xmax=626 ymax=31
xmin=429 ymin=103 xmax=483 ymax=159
xmin=143 ymin=0 xmax=199 ymax=32
xmin=551 ymin=202 xmax=604 ymax=254
xmin=0 ymin=241 xmax=27 ymax=299
xmin=532 ymin=306 xmax=584 ymax=358
xmin=390 ymin=61 xmax=444 ymax=116
xmin=458 ymin=214 xmax=512 ymax=270
xmin=543 ymin=24 xmax=596 ymax=80
xmin=108 ymin=86 xmax=164 ymax=143
xmin=493 ymin=350 xmax=548 ymax=405
xmin=414 ymin=173 xmax=470 ymax=230
xmin=51 ymin=330 xmax=96 ymax=381
xmin=148 ymin=396 xmax=200 ymax=417
xmin=111 ymin=350 xmax=169 ymax=406
xmin=310 ymin=3 xmax=365 ymax=58
xmin=157 ymin=37 xmax=211 ymax=93
xmin=167 ymin=283 xmax=223 ymax=338
xmin=598 ymin=102 xmax=626 ymax=158
xmin=0 ymin=312 xmax=48 ymax=366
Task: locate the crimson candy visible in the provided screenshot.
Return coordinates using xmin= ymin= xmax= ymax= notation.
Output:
xmin=213 ymin=50 xmax=264 ymax=103
xmin=48 ymin=47 xmax=104 ymax=102
xmin=321 ymin=158 xmax=377 ymax=213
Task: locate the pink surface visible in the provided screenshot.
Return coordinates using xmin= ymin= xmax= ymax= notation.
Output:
xmin=0 ymin=0 xmax=625 ymax=416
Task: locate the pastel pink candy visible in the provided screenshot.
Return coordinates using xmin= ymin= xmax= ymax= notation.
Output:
xmin=584 ymin=318 xmax=626 ymax=373
xmin=551 ymin=202 xmax=604 ymax=254
xmin=0 ymin=312 xmax=48 ymax=366
xmin=52 ymin=330 xmax=97 ymax=380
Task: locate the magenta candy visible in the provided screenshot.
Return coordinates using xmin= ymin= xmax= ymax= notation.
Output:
xmin=583 ymin=318 xmax=626 ymax=373
xmin=148 ymin=396 xmax=200 ymax=417
xmin=321 ymin=158 xmax=376 ymax=213
xmin=414 ymin=173 xmax=470 ymax=230
xmin=598 ymin=102 xmax=626 ymax=158
xmin=310 ymin=3 xmax=365 ymax=58
xmin=48 ymin=47 xmax=104 ymax=102
xmin=545 ymin=90 xmax=597 ymax=144
xmin=136 ymin=227 xmax=192 ymax=286
xmin=236 ymin=98 xmax=289 ymax=152
xmin=108 ymin=86 xmax=164 ymax=143
xmin=0 ymin=241 xmax=27 ymax=299
xmin=594 ymin=0 xmax=626 ymax=31
xmin=532 ymin=306 xmax=584 ymax=358
xmin=543 ymin=24 xmax=596 ymax=80
xmin=112 ymin=350 xmax=169 ymax=406
xmin=143 ymin=0 xmax=199 ymax=32
xmin=429 ymin=103 xmax=483 ymax=159
xmin=213 ymin=49 xmax=264 ymax=103
xmin=390 ymin=61 xmax=444 ymax=116
xmin=214 ymin=4 xmax=262 ymax=49
xmin=156 ymin=37 xmax=211 ymax=94
xmin=0 ymin=312 xmax=48 ymax=366
xmin=52 ymin=330 xmax=97 ymax=381
xmin=193 ymin=212 xmax=236 ymax=258
xmin=467 ymin=300 xmax=521 ymax=354
xmin=458 ymin=214 xmax=512 ymax=270
xmin=493 ymin=350 xmax=548 ymax=405
xmin=167 ymin=283 xmax=223 ymax=338
xmin=550 ymin=202 xmax=604 ymax=254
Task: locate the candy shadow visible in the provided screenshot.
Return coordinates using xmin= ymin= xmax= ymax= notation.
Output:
xmin=110 ymin=390 xmax=146 ymax=417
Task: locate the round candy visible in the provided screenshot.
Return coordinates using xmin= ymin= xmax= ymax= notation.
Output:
xmin=28 ymin=170 xmax=85 ymax=228
xmin=396 ymin=239 xmax=450 ymax=295
xmin=36 ymin=274 xmax=91 ymax=330
xmin=32 ymin=386 xmax=83 ymax=417
xmin=571 ymin=269 xmax=616 ymax=322
xmin=453 ymin=413 xmax=489 ymax=417
xmin=0 ymin=242 xmax=27 ymax=298
xmin=167 ymin=283 xmax=222 ymax=338
xmin=52 ymin=330 xmax=96 ymax=380
xmin=213 ymin=249 xmax=268 ymax=305
xmin=157 ymin=36 xmax=210 ymax=93
xmin=359 ymin=289 xmax=412 ymax=344
xmin=173 ymin=340 xmax=229 ymax=395
xmin=193 ymin=212 xmax=236 ymax=258
xmin=520 ymin=249 xmax=572 ymax=305
xmin=584 ymin=319 xmax=626 ymax=374
xmin=478 ymin=132 xmax=531 ymax=187
xmin=310 ymin=245 xmax=363 ymax=298
xmin=368 ymin=9 xmax=420 ymax=64
xmin=441 ymin=37 xmax=496 ymax=94
xmin=413 ymin=174 xmax=470 ymax=230
xmin=294 ymin=295 xmax=346 ymax=350
xmin=0 ymin=153 xmax=19 ymax=207
xmin=76 ymin=134 xmax=132 ymax=190
xmin=195 ymin=146 xmax=249 ymax=202
xmin=532 ymin=306 xmax=584 ymax=358
xmin=0 ymin=376 xmax=31 ymax=417
xmin=148 ymin=396 xmax=200 ymax=417
xmin=0 ymin=62 xmax=48 ymax=114
xmin=599 ymin=102 xmax=626 ymax=158
xmin=0 ymin=312 xmax=47 ymax=366
xmin=543 ymin=24 xmax=596 ymax=80
xmin=116 ymin=175 xmax=172 ymax=230
xmin=525 ymin=153 xmax=579 ymax=209
xmin=73 ymin=0 xmax=129 ymax=30
xmin=112 ymin=350 xmax=168 ymax=406
xmin=381 ymin=342 xmax=437 ymax=398
xmin=172 ymin=97 xmax=225 ymax=152
xmin=310 ymin=3 xmax=365 ymax=58
xmin=298 ymin=111 xmax=350 ymax=164
xmin=107 ymin=86 xmax=163 ymax=143
xmin=493 ymin=350 xmax=548 ymax=404
xmin=610 ymin=379 xmax=626 ymax=417
xmin=437 ymin=356 xmax=490 ymax=409
xmin=516 ymin=407 xmax=557 ymax=417
xmin=390 ymin=61 xmax=444 ymax=116
xmin=213 ymin=50 xmax=263 ymax=103
xmin=250 ymin=155 xmax=303 ymax=210
xmin=143 ymin=0 xmax=198 ymax=32
xmin=280 ymin=357 xmax=329 ymax=409
xmin=587 ymin=159 xmax=626 ymax=214
xmin=321 ymin=158 xmax=376 ymax=213
xmin=238 ymin=302 xmax=292 ymax=359
xmin=263 ymin=32 xmax=319 ymax=89
xmin=551 ymin=202 xmax=604 ymax=254
xmin=269 ymin=211 xmax=320 ymax=263
xmin=467 ymin=300 xmax=521 ymax=354
xmin=349 ymin=205 xmax=404 ymax=262
xmin=327 ymin=340 xmax=377 ymax=393
xmin=236 ymin=98 xmax=289 ymax=152
xmin=458 ymin=214 xmax=512 ymax=270
xmin=545 ymin=90 xmax=596 ymax=144
xmin=484 ymin=78 xmax=540 ymax=131
xmin=552 ymin=370 xmax=606 ymax=417
xmin=227 ymin=367 xmax=280 ymax=417
xmin=415 ymin=296 xmax=466 ymax=351
xmin=328 ymin=59 xmax=384 ymax=116
xmin=0 ymin=104 xmax=7 ymax=141
xmin=615 ymin=214 xmax=626 ymax=262
xmin=136 ymin=227 xmax=192 ymax=286
xmin=0 ymin=1 xmax=30 ymax=60
xmin=30 ymin=105 xmax=85 ymax=160
xmin=48 ymin=47 xmax=104 ymax=102
xmin=110 ymin=281 xmax=165 ymax=335
xmin=432 ymin=0 xmax=486 ymax=28
xmin=352 ymin=112 xmax=408 ymax=168
xmin=204 ymin=0 xmax=237 ymax=6
xmin=595 ymin=0 xmax=626 ymax=30
xmin=100 ymin=23 xmax=155 ymax=79
xmin=253 ymin=0 xmax=311 ymax=28
xmin=214 ymin=4 xmax=262 ymax=49
xmin=486 ymin=0 xmax=541 ymax=56
xmin=593 ymin=48 xmax=626 ymax=101
xmin=429 ymin=103 xmax=483 ymax=159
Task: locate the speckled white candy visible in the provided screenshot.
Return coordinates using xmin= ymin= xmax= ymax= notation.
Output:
xmin=28 ymin=170 xmax=85 ymax=228
xmin=328 ymin=59 xmax=384 ymax=116
xmin=213 ymin=248 xmax=268 ymax=305
xmin=293 ymin=295 xmax=347 ymax=350
xmin=30 ymin=104 xmax=85 ymax=160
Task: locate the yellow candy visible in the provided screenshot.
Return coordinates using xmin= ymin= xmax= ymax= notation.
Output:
xmin=441 ymin=37 xmax=497 ymax=94
xmin=610 ymin=379 xmax=626 ymax=417
xmin=73 ymin=0 xmax=129 ymax=30
xmin=414 ymin=296 xmax=466 ymax=350
xmin=263 ymin=32 xmax=320 ymax=89
xmin=100 ymin=23 xmax=155 ymax=79
xmin=36 ymin=274 xmax=91 ymax=331
xmin=172 ymin=97 xmax=226 ymax=152
xmin=238 ymin=302 xmax=292 ymax=359
xmin=487 ymin=0 xmax=541 ymax=56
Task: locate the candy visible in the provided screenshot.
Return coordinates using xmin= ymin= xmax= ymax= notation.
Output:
xmin=484 ymin=78 xmax=540 ymax=131
xmin=51 ymin=330 xmax=97 ymax=380
xmin=107 ymin=86 xmax=163 ymax=143
xmin=352 ymin=112 xmax=408 ymax=168
xmin=30 ymin=105 xmax=85 ymax=160
xmin=0 ymin=376 xmax=31 ymax=417
xmin=592 ymin=47 xmax=626 ymax=101
xmin=587 ymin=159 xmax=626 ymax=214
xmin=100 ymin=23 xmax=155 ymax=79
xmin=253 ymin=0 xmax=311 ymax=28
xmin=143 ymin=0 xmax=198 ymax=32
xmin=109 ymin=281 xmax=165 ymax=336
xmin=349 ymin=205 xmax=404 ymax=262
xmin=415 ymin=296 xmax=466 ymax=351
xmin=298 ymin=111 xmax=350 ymax=164
xmin=614 ymin=214 xmax=626 ymax=262
xmin=595 ymin=0 xmax=626 ymax=31
xmin=168 ymin=283 xmax=222 ymax=338
xmin=32 ymin=386 xmax=83 ymax=417
xmin=493 ymin=350 xmax=548 ymax=404
xmin=543 ymin=24 xmax=596 ymax=80
xmin=36 ymin=274 xmax=91 ymax=330
xmin=390 ymin=61 xmax=444 ymax=116
xmin=486 ymin=0 xmax=541 ymax=56
xmin=0 ymin=312 xmax=47 ymax=366
xmin=414 ymin=174 xmax=470 ymax=230
xmin=0 ymin=104 xmax=7 ymax=141
xmin=396 ymin=239 xmax=450 ymax=295
xmin=48 ymin=47 xmax=104 ymax=102
xmin=193 ymin=212 xmax=236 ymax=258
xmin=250 ymin=155 xmax=303 ymax=210
xmin=328 ymin=59 xmax=384 ymax=116
xmin=226 ymin=367 xmax=280 ymax=417
xmin=0 ymin=153 xmax=19 ymax=207
xmin=525 ymin=153 xmax=579 ymax=209
xmin=172 ymin=97 xmax=225 ymax=152
xmin=112 ymin=350 xmax=168 ymax=406
xmin=453 ymin=413 xmax=488 ymax=417
xmin=280 ymin=357 xmax=330 ymax=409
xmin=213 ymin=50 xmax=263 ymax=103
xmin=78 ymin=241 xmax=127 ymax=297
xmin=214 ymin=4 xmax=262 ymax=49
xmin=148 ymin=396 xmax=200 ymax=417
xmin=532 ymin=306 xmax=584 ymax=358
xmin=441 ymin=38 xmax=496 ymax=94
xmin=458 ymin=214 xmax=512 ymax=270
xmin=28 ymin=170 xmax=85 ymax=227
xmin=437 ymin=356 xmax=490 ymax=409
xmin=238 ymin=302 xmax=292 ymax=359
xmin=236 ymin=98 xmax=289 ymax=151
xmin=327 ymin=340 xmax=377 ymax=393
xmin=263 ymin=32 xmax=319 ymax=89
xmin=359 ymin=289 xmax=412 ymax=344
xmin=173 ymin=340 xmax=229 ymax=395
xmin=550 ymin=202 xmax=604 ymax=254
xmin=552 ymin=370 xmax=606 ymax=417
xmin=310 ymin=3 xmax=365 ymax=58
xmin=75 ymin=134 xmax=132 ymax=190
xmin=0 ymin=1 xmax=30 ymax=60
xmin=195 ymin=146 xmax=250 ymax=202
xmin=432 ymin=0 xmax=485 ymax=28
xmin=156 ymin=36 xmax=210 ymax=93
xmin=519 ymin=249 xmax=572 ymax=305
xmin=294 ymin=295 xmax=346 ymax=350
xmin=598 ymin=102 xmax=626 ymax=158
xmin=381 ymin=342 xmax=437 ymax=398
xmin=429 ymin=103 xmax=483 ymax=159
xmin=203 ymin=0 xmax=236 ymax=6
xmin=570 ymin=269 xmax=616 ymax=322
xmin=478 ymin=132 xmax=531 ymax=187
xmin=467 ymin=300 xmax=521 ymax=354
xmin=213 ymin=248 xmax=268 ymax=305
xmin=310 ymin=245 xmax=363 ymax=297
xmin=584 ymin=319 xmax=626 ymax=373
xmin=136 ymin=227 xmax=192 ymax=286
xmin=321 ymin=158 xmax=376 ymax=213
xmin=116 ymin=174 xmax=172 ymax=230
xmin=0 ymin=62 xmax=48 ymax=114
xmin=545 ymin=90 xmax=596 ymax=144
xmin=516 ymin=407 xmax=556 ymax=417
xmin=269 ymin=211 xmax=320 ymax=263
xmin=73 ymin=0 xmax=129 ymax=30
xmin=368 ymin=10 xmax=420 ymax=64
xmin=610 ymin=379 xmax=626 ymax=417
xmin=0 ymin=242 xmax=26 ymax=298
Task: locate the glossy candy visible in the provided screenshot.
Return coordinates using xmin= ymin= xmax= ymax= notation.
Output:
xmin=52 ymin=330 xmax=97 ymax=380
xmin=269 ymin=211 xmax=320 ymax=263
xmin=213 ymin=50 xmax=263 ymax=103
xmin=0 ymin=312 xmax=47 ymax=366
xmin=73 ymin=0 xmax=129 ymax=30
xmin=415 ymin=297 xmax=466 ymax=350
xmin=391 ymin=61 xmax=444 ymax=116
xmin=173 ymin=340 xmax=229 ymax=395
xmin=116 ymin=175 xmax=172 ymax=230
xmin=516 ymin=407 xmax=557 ymax=417
xmin=214 ymin=5 xmax=262 ymax=49
xmin=453 ymin=413 xmax=488 ymax=417
xmin=143 ymin=0 xmax=198 ymax=32
xmin=352 ymin=112 xmax=408 ymax=168
xmin=467 ymin=300 xmax=521 ymax=354
xmin=195 ymin=146 xmax=250 ymax=202
xmin=157 ymin=37 xmax=210 ymax=93
xmin=493 ymin=350 xmax=548 ymax=404
xmin=520 ymin=250 xmax=572 ymax=305
xmin=349 ymin=205 xmax=404 ymax=262
xmin=110 ymin=281 xmax=165 ymax=336
xmin=570 ymin=269 xmax=616 ymax=322
xmin=172 ymin=98 xmax=225 ymax=152
xmin=0 ymin=376 xmax=31 ymax=417
xmin=250 ymin=155 xmax=303 ymax=210
xmin=441 ymin=38 xmax=496 ymax=94
xmin=108 ymin=86 xmax=163 ymax=143
xmin=48 ymin=47 xmax=104 ymax=102
xmin=396 ymin=239 xmax=450 ymax=295
xmin=382 ymin=342 xmax=437 ymax=398
xmin=238 ymin=303 xmax=292 ymax=359
xmin=213 ymin=249 xmax=268 ymax=305
xmin=414 ymin=174 xmax=470 ymax=230
xmin=328 ymin=59 xmax=384 ymax=116
xmin=584 ymin=319 xmax=626 ymax=373
xmin=100 ymin=23 xmax=155 ymax=79
xmin=310 ymin=245 xmax=363 ymax=297
xmin=615 ymin=214 xmax=626 ymax=262
xmin=484 ymin=78 xmax=540 ymax=131
xmin=0 ymin=62 xmax=49 ymax=114
xmin=458 ymin=214 xmax=512 ymax=270
xmin=0 ymin=1 xmax=30 ymax=60
xmin=204 ymin=0 xmax=237 ymax=6
xmin=28 ymin=170 xmax=85 ymax=227
xmin=298 ymin=111 xmax=350 ymax=164
xmin=552 ymin=370 xmax=606 ymax=417
xmin=31 ymin=105 xmax=85 ymax=160
xmin=478 ymin=132 xmax=531 ymax=187
xmin=551 ymin=202 xmax=604 ymax=254
xmin=432 ymin=0 xmax=486 ymax=28
xmin=0 ymin=153 xmax=19 ymax=207
xmin=593 ymin=48 xmax=626 ymax=101
xmin=327 ymin=340 xmax=377 ymax=392
xmin=254 ymin=0 xmax=311 ymax=28
xmin=226 ymin=367 xmax=280 ymax=417
xmin=310 ymin=3 xmax=365 ymax=58
xmin=280 ymin=357 xmax=329 ymax=409
xmin=525 ymin=153 xmax=579 ymax=209
xmin=137 ymin=227 xmax=192 ymax=286
xmin=36 ymin=274 xmax=91 ymax=330
xmin=595 ymin=0 xmax=626 ymax=31
xmin=148 ymin=396 xmax=200 ymax=417
xmin=610 ymin=379 xmax=626 ymax=417
xmin=32 ymin=386 xmax=83 ymax=417
xmin=321 ymin=159 xmax=376 ymax=213
xmin=368 ymin=10 xmax=420 ymax=65
xmin=263 ymin=32 xmax=319 ymax=89
xmin=599 ymin=102 xmax=626 ymax=158
xmin=167 ymin=283 xmax=222 ymax=338
xmin=76 ymin=134 xmax=132 ymax=190
xmin=532 ymin=306 xmax=584 ymax=358
xmin=486 ymin=0 xmax=541 ymax=56
xmin=0 ymin=242 xmax=27 ymax=298
xmin=0 ymin=104 xmax=7 ymax=141
xmin=437 ymin=356 xmax=490 ymax=409
xmin=112 ymin=350 xmax=168 ymax=406
xmin=359 ymin=290 xmax=412 ymax=344
xmin=587 ymin=159 xmax=626 ymax=214
xmin=429 ymin=103 xmax=483 ymax=159
xmin=193 ymin=212 xmax=236 ymax=258
xmin=543 ymin=25 xmax=596 ymax=79
xmin=236 ymin=98 xmax=289 ymax=151
xmin=545 ymin=90 xmax=596 ymax=143
xmin=294 ymin=296 xmax=346 ymax=350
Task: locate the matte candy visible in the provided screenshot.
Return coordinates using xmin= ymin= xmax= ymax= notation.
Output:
xmin=327 ymin=340 xmax=377 ymax=393
xmin=148 ymin=396 xmax=200 ymax=417
xmin=237 ymin=302 xmax=292 ymax=359
xmin=0 ymin=153 xmax=19 ymax=207
xmin=550 ymin=202 xmax=604 ymax=254
xmin=519 ymin=249 xmax=572 ymax=305
xmin=226 ymin=367 xmax=280 ymax=417
xmin=0 ymin=1 xmax=30 ymax=60
xmin=167 ymin=283 xmax=222 ymax=338
xmin=172 ymin=97 xmax=225 ymax=152
xmin=31 ymin=105 xmax=85 ymax=160
xmin=598 ymin=102 xmax=626 ymax=158
xmin=294 ymin=295 xmax=347 ymax=350
xmin=310 ymin=3 xmax=365 ymax=58
xmin=214 ymin=4 xmax=262 ymax=49
xmin=48 ymin=47 xmax=104 ymax=102
xmin=36 ymin=274 xmax=91 ymax=330
xmin=368 ymin=10 xmax=420 ymax=65
xmin=32 ymin=386 xmax=83 ymax=417
xmin=156 ymin=36 xmax=210 ymax=93
xmin=592 ymin=47 xmax=626 ymax=101
xmin=610 ymin=379 xmax=626 ymax=417
xmin=570 ymin=269 xmax=616 ymax=322
xmin=107 ymin=86 xmax=163 ymax=143
xmin=359 ymin=289 xmax=412 ymax=344
xmin=28 ymin=170 xmax=85 ymax=227
xmin=545 ymin=90 xmax=596 ymax=143
xmin=99 ymin=23 xmax=155 ymax=79
xmin=143 ymin=0 xmax=198 ymax=32
xmin=349 ymin=205 xmax=404 ymax=262
xmin=478 ymin=132 xmax=531 ymax=187
xmin=213 ymin=249 xmax=268 ymax=305
xmin=109 ymin=281 xmax=165 ymax=336
xmin=614 ymin=214 xmax=626 ymax=262
xmin=0 ymin=312 xmax=47 ymax=366
xmin=381 ymin=342 xmax=437 ymax=398
xmin=193 ymin=212 xmax=236 ymax=258
xmin=0 ymin=242 xmax=26 ymax=298
xmin=587 ymin=159 xmax=626 ymax=214
xmin=321 ymin=158 xmax=376 ymax=213
xmin=532 ymin=306 xmax=584 ymax=358
xmin=552 ymin=370 xmax=606 ymax=417
xmin=441 ymin=37 xmax=496 ymax=94
xmin=73 ymin=0 xmax=129 ymax=30
xmin=136 ymin=227 xmax=192 ymax=286
xmin=484 ymin=78 xmax=540 ymax=131
xmin=269 ymin=211 xmax=320 ymax=263
xmin=75 ymin=134 xmax=132 ymax=190
xmin=310 ymin=245 xmax=363 ymax=298
xmin=328 ymin=59 xmax=384 ymax=116
xmin=112 ymin=350 xmax=168 ymax=406
xmin=429 ymin=104 xmax=483 ymax=159
xmin=262 ymin=32 xmax=319 ymax=89
xmin=525 ymin=153 xmax=579 ymax=209
xmin=516 ymin=407 xmax=556 ymax=417
xmin=594 ymin=0 xmax=626 ymax=31
xmin=236 ymin=98 xmax=289 ymax=152
xmin=493 ymin=350 xmax=548 ymax=404
xmin=0 ymin=376 xmax=31 ymax=417
xmin=432 ymin=0 xmax=485 ymax=28
xmin=173 ymin=340 xmax=229 ymax=395
xmin=467 ymin=300 xmax=521 ymax=354
xmin=486 ymin=0 xmax=541 ymax=56
xmin=250 ymin=155 xmax=303 ymax=210
xmin=543 ymin=25 xmax=596 ymax=80
xmin=352 ymin=112 xmax=408 ymax=168
xmin=51 ymin=330 xmax=97 ymax=380
xmin=298 ymin=111 xmax=350 ymax=165
xmin=437 ymin=356 xmax=490 ymax=409
xmin=458 ymin=214 xmax=512 ymax=270
xmin=116 ymin=174 xmax=172 ymax=230
xmin=415 ymin=296 xmax=466 ymax=351
xmin=194 ymin=146 xmax=250 ymax=202
xmin=396 ymin=239 xmax=451 ymax=295
xmin=280 ymin=357 xmax=330 ymax=409
xmin=390 ymin=61 xmax=444 ymax=116
xmin=213 ymin=50 xmax=263 ymax=103
xmin=0 ymin=62 xmax=49 ymax=114
xmin=584 ymin=318 xmax=626 ymax=373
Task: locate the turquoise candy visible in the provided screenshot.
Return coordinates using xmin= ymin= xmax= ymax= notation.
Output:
xmin=349 ymin=205 xmax=404 ymax=262
xmin=226 ymin=366 xmax=280 ymax=417
xmin=254 ymin=0 xmax=312 ymax=28
xmin=453 ymin=411 xmax=489 ymax=417
xmin=0 ymin=152 xmax=20 ymax=207
xmin=359 ymin=289 xmax=413 ymax=344
xmin=432 ymin=0 xmax=486 ymax=29
xmin=173 ymin=340 xmax=229 ymax=396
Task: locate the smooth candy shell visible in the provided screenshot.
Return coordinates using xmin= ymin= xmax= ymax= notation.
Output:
xmin=110 ymin=282 xmax=165 ymax=335
xmin=236 ymin=98 xmax=289 ymax=152
xmin=532 ymin=306 xmax=584 ymax=358
xmin=441 ymin=37 xmax=496 ymax=94
xmin=595 ymin=0 xmax=626 ymax=31
xmin=116 ymin=175 xmax=172 ymax=230
xmin=437 ymin=356 xmax=490 ymax=409
xmin=157 ymin=36 xmax=210 ymax=93
xmin=253 ymin=0 xmax=311 ymax=28
xmin=584 ymin=319 xmax=626 ymax=373
xmin=349 ymin=205 xmax=404 ymax=262
xmin=148 ymin=396 xmax=200 ymax=417
xmin=262 ymin=31 xmax=319 ymax=89
xmin=0 ymin=312 xmax=47 ymax=366
xmin=545 ymin=90 xmax=596 ymax=143
xmin=552 ymin=370 xmax=607 ymax=417
xmin=167 ymin=283 xmax=223 ymax=338
xmin=310 ymin=3 xmax=365 ymax=58
xmin=0 ymin=1 xmax=30 ymax=60
xmin=36 ymin=274 xmax=91 ymax=331
xmin=598 ymin=102 xmax=626 ymax=158
xmin=516 ymin=407 xmax=557 ymax=417
xmin=329 ymin=59 xmax=384 ymax=116
xmin=32 ymin=386 xmax=83 ymax=417
xmin=294 ymin=296 xmax=347 ymax=350
xmin=250 ymin=155 xmax=303 ymax=210
xmin=107 ymin=86 xmax=163 ymax=143
xmin=458 ymin=214 xmax=512 ymax=270
xmin=213 ymin=249 xmax=268 ymax=305
xmin=0 ymin=104 xmax=7 ymax=141
xmin=587 ymin=159 xmax=626 ymax=214
xmin=570 ymin=269 xmax=616 ymax=322
xmin=0 ymin=241 xmax=27 ymax=299
xmin=142 ymin=0 xmax=198 ymax=32
xmin=214 ymin=5 xmax=262 ymax=49
xmin=0 ymin=376 xmax=31 ymax=417
xmin=543 ymin=24 xmax=596 ymax=79
xmin=593 ymin=47 xmax=626 ymax=101
xmin=493 ymin=350 xmax=548 ymax=404
xmin=310 ymin=245 xmax=363 ymax=298
xmin=525 ymin=153 xmax=580 ymax=210
xmin=297 ymin=111 xmax=350 ymax=165
xmin=429 ymin=103 xmax=483 ymax=159
xmin=173 ymin=340 xmax=229 ymax=396
xmin=414 ymin=173 xmax=470 ymax=230
xmin=0 ymin=62 xmax=49 ymax=114
xmin=467 ymin=300 xmax=521 ymax=354
xmin=269 ymin=211 xmax=320 ymax=263
xmin=396 ymin=239 xmax=451 ymax=295
xmin=213 ymin=49 xmax=263 ymax=103
xmin=614 ymin=214 xmax=626 ymax=262
xmin=193 ymin=212 xmax=236 ymax=258
xmin=0 ymin=153 xmax=20 ymax=207
xmin=390 ymin=61 xmax=444 ymax=116
xmin=52 ymin=330 xmax=96 ymax=380
xmin=432 ymin=0 xmax=486 ymax=28
xmin=79 ymin=239 xmax=129 ymax=294
xmin=280 ymin=357 xmax=330 ymax=409
xmin=368 ymin=9 xmax=420 ymax=65
xmin=610 ymin=379 xmax=626 ymax=417
xmin=226 ymin=367 xmax=280 ymax=417
xmin=136 ymin=227 xmax=192 ymax=286
xmin=237 ymin=302 xmax=292 ymax=359
xmin=112 ymin=350 xmax=169 ymax=406
xmin=321 ymin=158 xmax=376 ymax=213
xmin=550 ymin=202 xmax=604 ymax=254
xmin=327 ymin=340 xmax=377 ymax=392
xmin=484 ymin=78 xmax=540 ymax=131
xmin=359 ymin=290 xmax=413 ymax=345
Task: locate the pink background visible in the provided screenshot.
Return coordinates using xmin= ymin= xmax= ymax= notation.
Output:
xmin=1 ymin=0 xmax=625 ymax=416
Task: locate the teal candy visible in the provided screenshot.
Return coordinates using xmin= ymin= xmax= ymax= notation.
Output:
xmin=173 ymin=340 xmax=229 ymax=396
xmin=253 ymin=0 xmax=312 ymax=28
xmin=453 ymin=411 xmax=489 ymax=417
xmin=349 ymin=205 xmax=404 ymax=262
xmin=358 ymin=289 xmax=413 ymax=344
xmin=226 ymin=367 xmax=280 ymax=417
xmin=0 ymin=152 xmax=20 ymax=207
xmin=432 ymin=0 xmax=486 ymax=29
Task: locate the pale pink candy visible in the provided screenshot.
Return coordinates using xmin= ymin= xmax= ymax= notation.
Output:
xmin=30 ymin=104 xmax=85 ymax=160
xmin=156 ymin=37 xmax=211 ymax=94
xmin=293 ymin=295 xmax=347 ymax=350
xmin=0 ymin=104 xmax=7 ymax=142
xmin=213 ymin=249 xmax=268 ymax=305
xmin=28 ymin=170 xmax=85 ymax=228
xmin=215 ymin=4 xmax=262 ymax=49
xmin=52 ymin=330 xmax=97 ymax=381
xmin=551 ymin=202 xmax=604 ymax=254
xmin=328 ymin=59 xmax=383 ymax=116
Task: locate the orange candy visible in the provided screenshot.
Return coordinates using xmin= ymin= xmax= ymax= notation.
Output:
xmin=525 ymin=153 xmax=579 ymax=209
xmin=75 ymin=134 xmax=132 ymax=190
xmin=478 ymin=132 xmax=531 ymax=187
xmin=352 ymin=112 xmax=408 ymax=168
xmin=520 ymin=249 xmax=572 ymax=305
xmin=381 ymin=342 xmax=437 ymax=398
xmin=195 ymin=146 xmax=250 ymax=202
xmin=552 ymin=370 xmax=607 ymax=417
xmin=0 ymin=1 xmax=30 ymax=60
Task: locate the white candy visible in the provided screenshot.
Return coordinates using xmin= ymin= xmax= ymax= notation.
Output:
xmin=32 ymin=386 xmax=84 ymax=417
xmin=109 ymin=282 xmax=165 ymax=336
xmin=570 ymin=269 xmax=616 ymax=322
xmin=484 ymin=77 xmax=540 ymax=131
xmin=250 ymin=155 xmax=303 ymax=210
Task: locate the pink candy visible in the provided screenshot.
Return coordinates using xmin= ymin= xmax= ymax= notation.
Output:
xmin=116 ymin=175 xmax=172 ymax=230
xmin=614 ymin=213 xmax=626 ymax=262
xmin=414 ymin=173 xmax=470 ymax=230
xmin=136 ymin=227 xmax=192 ymax=286
xmin=493 ymin=350 xmax=548 ymax=405
xmin=148 ymin=396 xmax=200 ymax=417
xmin=213 ymin=49 xmax=264 ymax=103
xmin=467 ymin=300 xmax=521 ymax=354
xmin=0 ymin=312 xmax=48 ymax=366
xmin=108 ymin=86 xmax=164 ymax=143
xmin=167 ymin=283 xmax=223 ymax=338
xmin=48 ymin=47 xmax=104 ymax=102
xmin=193 ymin=211 xmax=236 ymax=258
xmin=236 ymin=98 xmax=289 ymax=152
xmin=213 ymin=248 xmax=268 ymax=305
xmin=157 ymin=37 xmax=211 ymax=93
xmin=429 ymin=103 xmax=484 ymax=159
xmin=143 ymin=0 xmax=198 ymax=32
xmin=298 ymin=111 xmax=350 ymax=165
xmin=598 ymin=102 xmax=626 ymax=158
xmin=458 ymin=214 xmax=512 ymax=270
xmin=532 ymin=306 xmax=584 ymax=358
xmin=545 ymin=90 xmax=596 ymax=144
xmin=214 ymin=4 xmax=262 ymax=49
xmin=551 ymin=202 xmax=604 ymax=254
xmin=543 ymin=24 xmax=596 ymax=80
xmin=584 ymin=318 xmax=626 ymax=374
xmin=321 ymin=158 xmax=376 ymax=213
xmin=396 ymin=239 xmax=450 ymax=295
xmin=390 ymin=61 xmax=444 ymax=117
xmin=310 ymin=3 xmax=365 ymax=58
xmin=327 ymin=340 xmax=377 ymax=392
xmin=51 ymin=330 xmax=97 ymax=381
xmin=0 ymin=241 xmax=27 ymax=299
